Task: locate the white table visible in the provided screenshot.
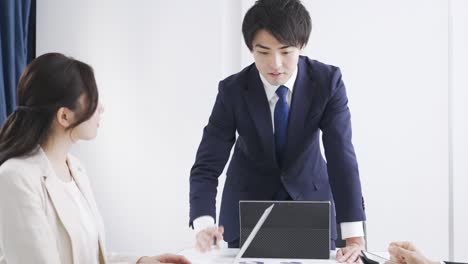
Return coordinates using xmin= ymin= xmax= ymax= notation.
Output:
xmin=178 ymin=248 xmax=390 ymax=264
xmin=178 ymin=248 xmax=340 ymax=264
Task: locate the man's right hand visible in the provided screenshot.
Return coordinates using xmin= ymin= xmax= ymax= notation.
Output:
xmin=195 ymin=226 xmax=224 ymax=253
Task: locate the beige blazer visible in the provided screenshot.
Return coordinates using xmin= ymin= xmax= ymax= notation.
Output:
xmin=0 ymin=148 xmax=140 ymax=264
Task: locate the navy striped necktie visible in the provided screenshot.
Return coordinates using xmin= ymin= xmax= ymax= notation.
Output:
xmin=274 ymin=85 xmax=289 ymax=165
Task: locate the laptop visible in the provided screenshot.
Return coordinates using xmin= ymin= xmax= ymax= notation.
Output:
xmin=237 ymin=201 xmax=331 ymax=260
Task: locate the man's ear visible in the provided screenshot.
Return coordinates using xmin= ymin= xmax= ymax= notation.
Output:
xmin=56 ymin=107 xmax=75 ymax=129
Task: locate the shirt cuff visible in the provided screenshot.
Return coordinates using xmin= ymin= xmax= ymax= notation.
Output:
xmin=340 ymin=221 xmax=364 ymax=239
xmin=193 ymin=215 xmax=216 ymax=232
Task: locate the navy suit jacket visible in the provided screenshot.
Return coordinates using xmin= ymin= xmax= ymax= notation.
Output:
xmin=189 ymin=56 xmax=366 ymax=243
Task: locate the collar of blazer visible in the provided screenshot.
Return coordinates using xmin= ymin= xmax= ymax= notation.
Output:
xmin=243 ymin=56 xmax=318 ymax=170
xmin=34 ymin=147 xmax=108 ymax=263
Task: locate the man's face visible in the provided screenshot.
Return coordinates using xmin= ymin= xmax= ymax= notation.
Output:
xmin=251 ymin=29 xmax=302 ymax=86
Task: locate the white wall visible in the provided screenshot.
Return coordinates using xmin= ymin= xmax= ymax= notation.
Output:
xmin=36 ymin=0 xmax=466 ymax=260
xmin=451 ymin=0 xmax=468 ymax=261
xmin=37 ymin=0 xmax=229 ymax=255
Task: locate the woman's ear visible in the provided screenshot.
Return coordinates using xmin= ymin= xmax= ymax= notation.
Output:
xmin=56 ymin=107 xmax=75 ymax=129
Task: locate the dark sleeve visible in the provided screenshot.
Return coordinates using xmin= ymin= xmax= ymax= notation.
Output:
xmin=319 ymin=67 xmax=366 ymax=223
xmin=189 ymin=81 xmax=236 ymax=227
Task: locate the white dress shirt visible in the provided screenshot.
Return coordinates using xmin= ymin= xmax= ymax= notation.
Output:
xmin=194 ymin=67 xmax=364 ymax=241
xmin=259 ymin=66 xmax=297 ymax=132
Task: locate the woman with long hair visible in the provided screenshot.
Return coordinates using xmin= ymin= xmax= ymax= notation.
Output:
xmin=0 ymin=53 xmax=190 ymax=264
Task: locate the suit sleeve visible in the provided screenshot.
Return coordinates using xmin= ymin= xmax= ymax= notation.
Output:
xmin=189 ymin=81 xmax=236 ymax=227
xmin=319 ymin=68 xmax=366 ymax=224
xmin=0 ymin=168 xmax=61 ymax=264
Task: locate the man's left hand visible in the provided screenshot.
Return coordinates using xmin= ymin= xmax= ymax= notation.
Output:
xmin=336 ymin=236 xmax=365 ymax=263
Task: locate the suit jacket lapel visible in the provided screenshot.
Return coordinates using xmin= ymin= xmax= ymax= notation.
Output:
xmin=283 ymin=58 xmax=317 ymax=169
xmin=38 ymin=148 xmax=107 ymax=264
xmin=68 ymin=161 xmax=100 ymax=226
xmin=67 ymin=157 xmax=108 ymax=264
xmin=242 ymin=66 xmax=278 ymax=166
xmin=38 ymin=150 xmax=81 ymax=264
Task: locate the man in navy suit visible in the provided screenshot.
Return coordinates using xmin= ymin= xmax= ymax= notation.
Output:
xmin=189 ymin=0 xmax=366 ymax=262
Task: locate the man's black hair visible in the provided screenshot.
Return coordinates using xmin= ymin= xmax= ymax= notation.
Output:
xmin=242 ymin=0 xmax=312 ymax=50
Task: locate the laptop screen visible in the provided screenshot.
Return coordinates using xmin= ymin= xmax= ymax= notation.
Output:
xmin=239 ymin=201 xmax=330 ymax=259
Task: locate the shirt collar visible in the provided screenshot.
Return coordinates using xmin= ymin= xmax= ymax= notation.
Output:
xmin=259 ymin=65 xmax=298 ymax=102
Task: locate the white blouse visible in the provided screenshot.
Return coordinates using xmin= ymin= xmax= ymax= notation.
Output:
xmin=59 ymin=178 xmax=99 ymax=264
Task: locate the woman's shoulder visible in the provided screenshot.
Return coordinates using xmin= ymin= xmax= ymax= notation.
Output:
xmin=0 ymin=150 xmax=47 ymax=187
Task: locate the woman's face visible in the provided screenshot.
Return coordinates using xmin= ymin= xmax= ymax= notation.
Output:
xmin=71 ymin=99 xmax=104 ymax=141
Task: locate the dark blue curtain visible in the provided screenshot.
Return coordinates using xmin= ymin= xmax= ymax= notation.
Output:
xmin=0 ymin=0 xmax=36 ymax=126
